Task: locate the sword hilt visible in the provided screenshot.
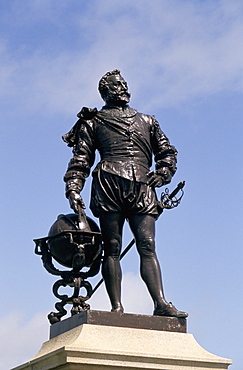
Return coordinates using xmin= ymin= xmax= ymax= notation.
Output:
xmin=161 ymin=181 xmax=185 ymax=209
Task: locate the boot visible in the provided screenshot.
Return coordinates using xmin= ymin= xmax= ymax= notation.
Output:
xmin=153 ymin=302 xmax=188 ymax=318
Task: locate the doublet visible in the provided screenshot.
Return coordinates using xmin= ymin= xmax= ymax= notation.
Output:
xmin=63 ymin=105 xmax=177 ymax=216
xmin=63 ymin=105 xmax=177 ymax=188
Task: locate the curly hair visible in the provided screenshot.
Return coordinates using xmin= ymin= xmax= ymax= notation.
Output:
xmin=98 ymin=69 xmax=121 ymax=98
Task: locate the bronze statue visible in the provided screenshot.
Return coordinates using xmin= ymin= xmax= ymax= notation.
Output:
xmin=63 ymin=69 xmax=188 ymax=318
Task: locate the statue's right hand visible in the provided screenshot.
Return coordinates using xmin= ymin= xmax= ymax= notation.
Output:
xmin=68 ymin=191 xmax=86 ymax=213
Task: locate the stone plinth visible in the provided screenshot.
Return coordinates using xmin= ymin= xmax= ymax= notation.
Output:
xmin=12 ymin=311 xmax=232 ymax=370
xmin=50 ymin=310 xmax=187 ymax=338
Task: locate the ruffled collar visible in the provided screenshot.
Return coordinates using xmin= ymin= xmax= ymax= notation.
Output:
xmin=99 ymin=105 xmax=137 ymax=119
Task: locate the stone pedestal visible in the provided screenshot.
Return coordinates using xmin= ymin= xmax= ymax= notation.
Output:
xmin=12 ymin=311 xmax=232 ymax=370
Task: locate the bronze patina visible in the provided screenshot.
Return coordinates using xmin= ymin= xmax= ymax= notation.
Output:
xmin=35 ymin=70 xmax=187 ymax=323
xmin=62 ymin=69 xmax=188 ymax=319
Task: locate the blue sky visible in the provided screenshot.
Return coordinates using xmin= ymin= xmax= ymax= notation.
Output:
xmin=0 ymin=0 xmax=242 ymax=368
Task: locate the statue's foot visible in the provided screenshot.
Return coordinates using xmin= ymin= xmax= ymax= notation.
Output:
xmin=111 ymin=304 xmax=124 ymax=313
xmin=153 ymin=302 xmax=188 ymax=318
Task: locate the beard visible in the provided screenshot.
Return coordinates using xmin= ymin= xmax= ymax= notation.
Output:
xmin=105 ymin=89 xmax=131 ymax=106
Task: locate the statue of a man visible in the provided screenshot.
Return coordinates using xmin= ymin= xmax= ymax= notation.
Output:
xmin=63 ymin=69 xmax=187 ymax=318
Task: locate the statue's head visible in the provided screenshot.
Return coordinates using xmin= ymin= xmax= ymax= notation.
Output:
xmin=98 ymin=69 xmax=131 ymax=106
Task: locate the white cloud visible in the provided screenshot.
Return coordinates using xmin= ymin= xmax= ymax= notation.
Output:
xmin=0 ymin=0 xmax=243 ymax=116
xmin=0 ymin=311 xmax=48 ymax=370
xmin=0 ymin=272 xmax=152 ymax=370
xmin=89 ymin=271 xmax=153 ymax=315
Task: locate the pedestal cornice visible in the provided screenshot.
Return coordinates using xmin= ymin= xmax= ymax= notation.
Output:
xmin=12 ymin=313 xmax=232 ymax=370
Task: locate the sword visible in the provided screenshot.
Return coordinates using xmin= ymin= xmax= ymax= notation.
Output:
xmin=90 ymin=181 xmax=185 ymax=297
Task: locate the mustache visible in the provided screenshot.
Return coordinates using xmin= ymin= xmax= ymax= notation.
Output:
xmin=106 ymin=90 xmax=131 ymax=99
xmin=114 ymin=90 xmax=131 ymax=98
